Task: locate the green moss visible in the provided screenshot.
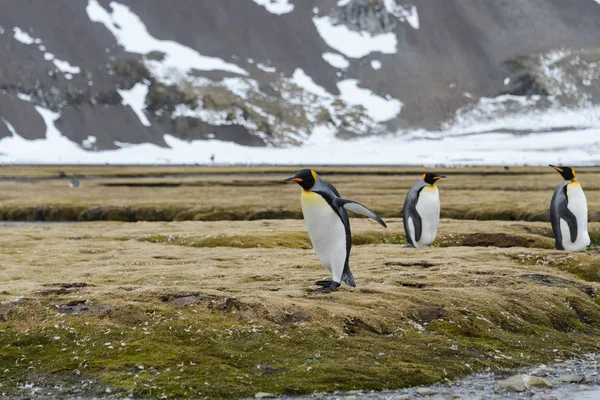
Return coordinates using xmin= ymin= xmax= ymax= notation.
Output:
xmin=2 ymin=294 xmax=600 ymax=399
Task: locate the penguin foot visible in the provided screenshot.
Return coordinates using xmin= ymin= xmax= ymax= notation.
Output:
xmin=315 ymin=280 xmax=333 ymax=287
xmin=313 ymin=281 xmax=340 ymax=293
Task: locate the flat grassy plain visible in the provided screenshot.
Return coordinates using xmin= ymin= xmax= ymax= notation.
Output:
xmin=1 ymin=166 xmax=600 ymax=399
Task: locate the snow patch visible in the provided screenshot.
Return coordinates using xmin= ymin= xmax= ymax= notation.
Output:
xmin=12 ymin=27 xmax=36 ymax=45
xmin=322 ymin=52 xmax=350 ymax=69
xmin=251 ymin=0 xmax=294 ymax=15
xmin=337 ymin=79 xmax=402 ymax=121
xmin=86 ymin=0 xmax=248 ymax=77
xmin=312 ymin=16 xmax=397 ymax=58
xmin=16 ymin=93 xmax=32 ymax=102
xmin=117 ymin=83 xmax=151 ymax=127
xmin=82 ymin=136 xmax=97 ymax=149
xmin=0 ymin=25 xmax=5 ymax=35
xmin=371 ymin=60 xmax=382 ymax=70
xmin=256 ymin=63 xmax=276 ymax=73
xmin=383 ymin=1 xmax=420 ymax=29
xmin=12 ymin=29 xmax=81 ymax=78
xmin=504 ymin=77 xmax=511 ymax=85
xmin=1 ymin=118 xmax=18 ymax=137
xmin=292 ymin=69 xmax=332 ymax=98
xmin=337 ymin=0 xmax=353 ymax=6
xmin=52 ymin=59 xmax=81 ymax=74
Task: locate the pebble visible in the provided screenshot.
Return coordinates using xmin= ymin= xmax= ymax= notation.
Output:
xmin=540 ymin=396 xmax=558 ymax=400
xmin=523 ymin=375 xmax=553 ymax=388
xmin=499 ymin=375 xmax=526 ymax=392
xmin=415 ymin=388 xmax=437 ymax=395
xmin=255 ymin=393 xmax=276 ymax=399
xmin=557 ymin=375 xmax=584 ymax=383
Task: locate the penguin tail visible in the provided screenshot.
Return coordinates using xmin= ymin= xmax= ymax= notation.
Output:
xmin=342 ymin=270 xmax=356 ymax=287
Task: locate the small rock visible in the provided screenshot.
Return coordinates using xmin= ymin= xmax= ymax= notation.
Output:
xmin=255 ymin=393 xmax=276 ymax=399
xmin=499 ymin=375 xmax=526 ymax=392
xmin=389 ymin=395 xmax=410 ymax=400
xmin=540 ymin=396 xmax=558 ymax=400
xmin=415 ymin=387 xmax=437 ymax=395
xmin=346 ymin=390 xmax=363 ymax=395
xmin=557 ymin=375 xmax=584 ymax=383
xmin=578 ymin=384 xmax=590 ymax=391
xmin=524 ymin=375 xmax=552 ymax=388
xmin=583 ymin=376 xmax=597 ymax=384
xmin=343 ymin=396 xmax=357 ymax=400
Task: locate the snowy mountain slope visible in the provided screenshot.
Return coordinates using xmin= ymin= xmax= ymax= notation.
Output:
xmin=0 ymin=0 xmax=600 ymax=164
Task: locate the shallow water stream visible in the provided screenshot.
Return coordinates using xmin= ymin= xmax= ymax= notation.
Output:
xmin=265 ymin=355 xmax=600 ymax=400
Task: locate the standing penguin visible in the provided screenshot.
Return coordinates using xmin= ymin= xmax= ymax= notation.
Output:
xmin=549 ymin=165 xmax=590 ymax=252
xmin=403 ymin=173 xmax=446 ymax=248
xmin=283 ymin=169 xmax=387 ymax=291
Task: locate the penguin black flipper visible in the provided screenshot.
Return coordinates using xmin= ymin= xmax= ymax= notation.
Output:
xmin=550 ymin=182 xmax=578 ymax=248
xmin=334 ymin=198 xmax=387 ymax=228
xmin=402 ymin=186 xmax=424 ymax=245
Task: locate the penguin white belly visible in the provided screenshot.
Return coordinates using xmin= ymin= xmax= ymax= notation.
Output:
xmin=301 ymin=191 xmax=347 ymax=282
xmin=414 ymin=186 xmax=440 ymax=248
xmin=560 ymin=182 xmax=590 ymax=252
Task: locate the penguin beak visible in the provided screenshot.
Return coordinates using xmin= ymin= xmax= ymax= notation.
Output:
xmin=549 ymin=164 xmax=563 ymax=173
xmin=434 ymin=175 xmax=446 ymax=180
xmin=283 ymin=175 xmax=302 ymax=183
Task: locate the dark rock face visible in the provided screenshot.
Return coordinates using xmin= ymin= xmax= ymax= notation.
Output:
xmin=1 ymin=0 xmax=600 ymax=150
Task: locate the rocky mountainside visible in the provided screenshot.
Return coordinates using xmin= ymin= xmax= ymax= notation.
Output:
xmin=1 ymin=0 xmax=600 ymax=154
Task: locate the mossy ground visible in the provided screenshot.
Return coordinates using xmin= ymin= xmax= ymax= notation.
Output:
xmin=0 ymin=167 xmax=600 ymax=399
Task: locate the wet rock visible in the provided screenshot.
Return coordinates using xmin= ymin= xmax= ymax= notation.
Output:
xmin=540 ymin=396 xmax=558 ymax=400
xmin=254 ymin=393 xmax=276 ymax=399
xmin=415 ymin=387 xmax=437 ymax=395
xmin=499 ymin=375 xmax=526 ymax=392
xmin=557 ymin=375 xmax=584 ymax=383
xmin=523 ymin=375 xmax=552 ymax=388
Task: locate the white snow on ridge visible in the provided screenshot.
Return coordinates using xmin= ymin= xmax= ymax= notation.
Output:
xmin=251 ymin=0 xmax=294 ymax=15
xmin=382 ymin=0 xmax=420 ymax=30
xmin=337 ymin=79 xmax=402 ymax=122
xmin=371 ymin=60 xmax=382 ymax=70
xmin=12 ymin=27 xmax=37 ymax=45
xmin=117 ymin=83 xmax=151 ymax=127
xmin=86 ymin=0 xmax=248 ymax=77
xmin=313 ymin=16 xmax=397 ymax=58
xmin=322 ymin=52 xmax=350 ymax=69
xmin=337 ymin=0 xmax=353 ymax=6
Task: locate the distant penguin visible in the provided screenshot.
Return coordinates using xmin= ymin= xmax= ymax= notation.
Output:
xmin=69 ymin=178 xmax=81 ymax=188
xmin=403 ymin=173 xmax=446 ymax=248
xmin=283 ymin=169 xmax=387 ymax=291
xmin=549 ymin=165 xmax=590 ymax=252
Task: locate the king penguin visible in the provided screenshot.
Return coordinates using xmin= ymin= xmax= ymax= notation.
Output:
xmin=283 ymin=169 xmax=387 ymax=291
xmin=549 ymin=165 xmax=590 ymax=252
xmin=403 ymin=173 xmax=446 ymax=248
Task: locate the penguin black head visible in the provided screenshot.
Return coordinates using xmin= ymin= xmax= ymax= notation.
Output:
xmin=550 ymin=165 xmax=576 ymax=181
xmin=283 ymin=169 xmax=317 ymax=190
xmin=422 ymin=173 xmax=446 ymax=185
